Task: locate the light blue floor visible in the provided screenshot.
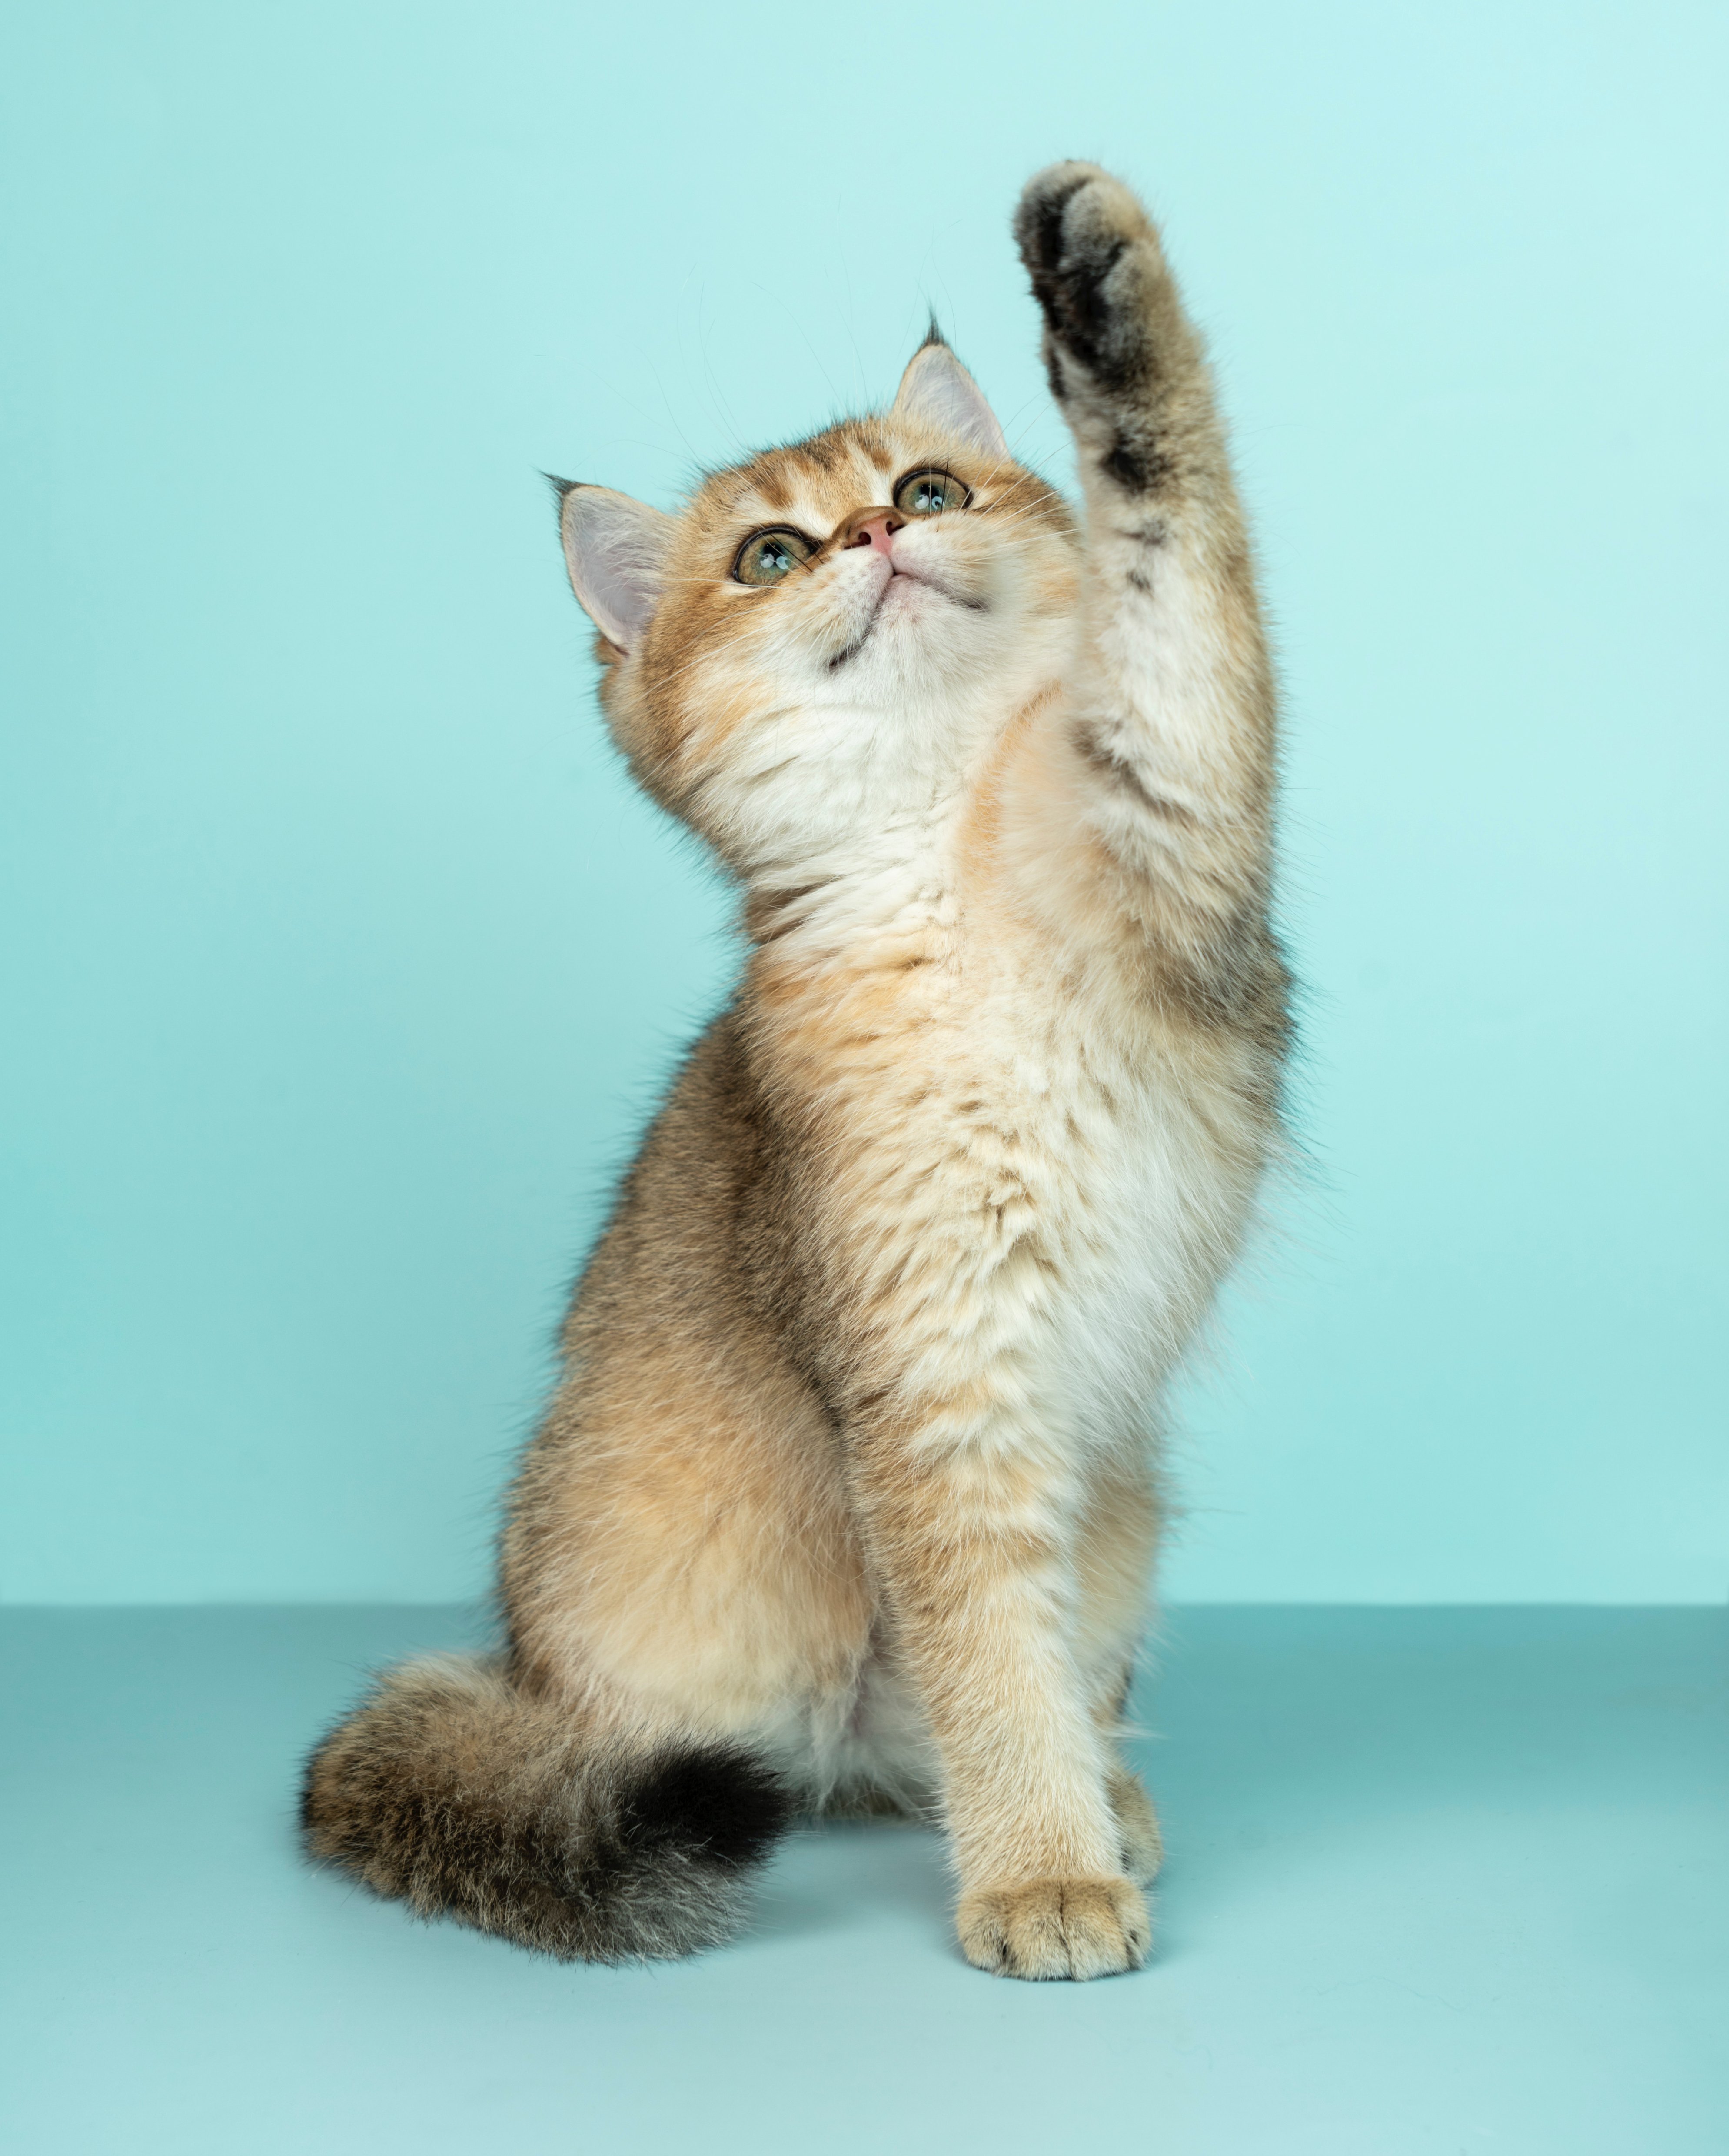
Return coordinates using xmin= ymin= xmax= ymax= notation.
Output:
xmin=3 ymin=1607 xmax=1722 ymax=2154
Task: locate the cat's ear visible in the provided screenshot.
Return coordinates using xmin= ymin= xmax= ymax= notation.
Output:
xmin=555 ymin=481 xmax=676 ymax=654
xmin=892 ymin=328 xmax=1007 ymax=462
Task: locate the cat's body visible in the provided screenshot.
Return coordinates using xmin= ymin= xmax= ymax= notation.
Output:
xmin=303 ymin=164 xmax=1288 ymax=1980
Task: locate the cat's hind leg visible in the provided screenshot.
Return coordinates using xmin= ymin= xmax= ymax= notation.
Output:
xmin=306 ymin=1270 xmax=877 ymax=1963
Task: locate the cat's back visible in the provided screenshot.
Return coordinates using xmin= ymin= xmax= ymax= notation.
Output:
xmin=559 ymin=1004 xmax=769 ymax=1361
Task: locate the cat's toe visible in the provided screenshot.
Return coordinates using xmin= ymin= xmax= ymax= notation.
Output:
xmin=957 ymin=1875 xmax=1150 ymax=1981
xmin=1013 ymin=161 xmax=1114 ymax=276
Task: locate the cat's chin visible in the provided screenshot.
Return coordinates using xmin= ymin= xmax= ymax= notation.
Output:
xmin=829 ymin=566 xmax=978 ymax=673
xmin=878 ymin=571 xmax=940 ymax=624
xmin=828 ymin=573 xmax=923 ymax=670
xmin=890 ymin=549 xmax=989 ymax=613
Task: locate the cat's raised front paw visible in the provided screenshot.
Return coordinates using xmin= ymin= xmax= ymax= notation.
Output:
xmin=1013 ymin=162 xmax=1163 ymax=397
xmin=957 ymin=1874 xmax=1150 ymax=1980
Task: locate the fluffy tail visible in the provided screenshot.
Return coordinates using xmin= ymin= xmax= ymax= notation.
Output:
xmin=299 ymin=1654 xmax=791 ymax=1962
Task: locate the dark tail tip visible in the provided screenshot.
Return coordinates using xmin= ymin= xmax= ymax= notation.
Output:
xmin=623 ymin=1744 xmax=792 ymax=1870
xmin=297 ymin=1658 xmax=792 ymax=1964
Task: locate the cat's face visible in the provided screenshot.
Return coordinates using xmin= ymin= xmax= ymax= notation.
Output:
xmin=559 ymin=341 xmax=1078 ymax=877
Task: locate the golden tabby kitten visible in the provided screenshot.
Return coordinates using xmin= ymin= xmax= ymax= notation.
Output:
xmin=302 ymin=162 xmax=1288 ymax=1981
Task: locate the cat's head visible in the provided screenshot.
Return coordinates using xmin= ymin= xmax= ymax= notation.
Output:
xmin=556 ymin=333 xmax=1077 ymax=877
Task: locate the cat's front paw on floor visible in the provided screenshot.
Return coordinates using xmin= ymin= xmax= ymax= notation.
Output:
xmin=957 ymin=1875 xmax=1150 ymax=1980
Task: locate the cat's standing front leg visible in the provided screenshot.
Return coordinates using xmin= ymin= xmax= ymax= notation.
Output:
xmin=848 ymin=1412 xmax=1150 ymax=1980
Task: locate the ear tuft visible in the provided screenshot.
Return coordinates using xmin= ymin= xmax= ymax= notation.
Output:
xmin=558 ymin=485 xmax=675 ymax=654
xmin=893 ymin=339 xmax=1007 ymax=462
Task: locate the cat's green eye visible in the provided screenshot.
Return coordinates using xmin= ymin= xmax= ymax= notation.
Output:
xmin=893 ymin=468 xmax=972 ymax=518
xmin=733 ymin=528 xmax=815 ymax=586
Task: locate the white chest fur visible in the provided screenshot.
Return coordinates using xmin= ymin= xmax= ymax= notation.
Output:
xmin=948 ymin=935 xmax=1245 ymax=1444
xmin=763 ymin=808 xmax=1259 ymax=1456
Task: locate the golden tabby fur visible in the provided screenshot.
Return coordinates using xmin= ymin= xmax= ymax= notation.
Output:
xmin=302 ymin=162 xmax=1288 ymax=1981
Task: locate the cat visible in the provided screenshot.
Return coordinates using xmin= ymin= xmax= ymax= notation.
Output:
xmin=301 ymin=162 xmax=1289 ymax=1981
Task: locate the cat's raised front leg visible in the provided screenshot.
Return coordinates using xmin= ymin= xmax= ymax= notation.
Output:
xmin=1012 ymin=163 xmax=1285 ymax=1041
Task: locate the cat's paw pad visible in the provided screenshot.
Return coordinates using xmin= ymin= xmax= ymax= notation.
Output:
xmin=1013 ymin=163 xmax=1162 ymax=393
xmin=957 ymin=1875 xmax=1150 ymax=1980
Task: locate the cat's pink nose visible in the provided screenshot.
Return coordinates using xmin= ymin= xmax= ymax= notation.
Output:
xmin=843 ymin=509 xmax=904 ymax=556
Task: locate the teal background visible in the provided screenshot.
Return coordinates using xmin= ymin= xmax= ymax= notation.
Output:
xmin=2 ymin=0 xmax=1723 ymax=1605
